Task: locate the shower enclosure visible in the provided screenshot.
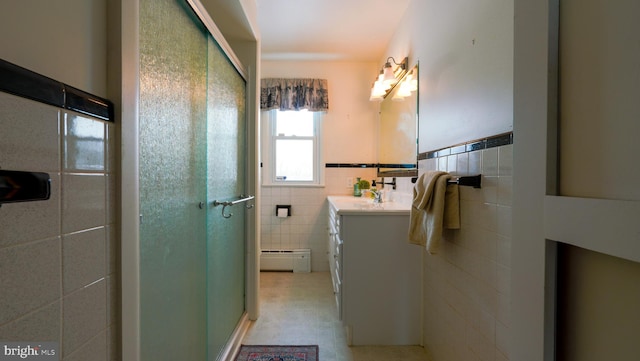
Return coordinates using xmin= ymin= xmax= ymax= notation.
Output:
xmin=135 ymin=0 xmax=250 ymax=359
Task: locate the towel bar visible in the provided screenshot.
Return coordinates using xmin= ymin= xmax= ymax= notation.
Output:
xmin=411 ymin=174 xmax=482 ymax=188
xmin=448 ymin=175 xmax=482 ymax=188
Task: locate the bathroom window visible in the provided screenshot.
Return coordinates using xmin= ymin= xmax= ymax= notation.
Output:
xmin=262 ymin=109 xmax=323 ymax=186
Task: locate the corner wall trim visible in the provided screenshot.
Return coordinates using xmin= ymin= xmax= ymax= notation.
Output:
xmin=325 ymin=163 xmax=416 ymax=169
xmin=0 ymin=58 xmax=114 ymax=122
xmin=418 ymin=132 xmax=513 ymax=160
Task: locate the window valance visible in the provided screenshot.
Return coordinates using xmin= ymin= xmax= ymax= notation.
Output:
xmin=260 ymin=78 xmax=328 ymax=112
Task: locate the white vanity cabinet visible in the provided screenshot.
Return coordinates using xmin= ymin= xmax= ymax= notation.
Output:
xmin=327 ymin=196 xmax=421 ymax=346
xmin=327 ymin=201 xmax=343 ymax=319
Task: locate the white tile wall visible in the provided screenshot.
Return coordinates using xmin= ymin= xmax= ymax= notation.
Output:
xmin=62 ymin=227 xmax=106 ymax=295
xmin=419 ymin=144 xmax=512 ymax=361
xmin=0 ymin=92 xmax=117 ymax=360
xmin=260 ymin=166 xmax=416 ymax=272
xmin=261 ymin=167 xmax=378 ymax=271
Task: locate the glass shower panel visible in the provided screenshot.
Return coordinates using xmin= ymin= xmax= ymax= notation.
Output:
xmin=139 ymin=0 xmax=208 ymax=359
xmin=206 ymin=37 xmax=247 ymax=359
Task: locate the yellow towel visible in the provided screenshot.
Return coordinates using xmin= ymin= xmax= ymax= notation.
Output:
xmin=444 ymin=182 xmax=460 ymax=229
xmin=408 ymin=171 xmax=460 ymax=254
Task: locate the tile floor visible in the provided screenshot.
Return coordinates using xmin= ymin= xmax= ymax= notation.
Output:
xmin=241 ymin=272 xmax=430 ymax=361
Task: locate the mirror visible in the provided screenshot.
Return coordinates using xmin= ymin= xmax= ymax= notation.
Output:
xmin=377 ymin=64 xmax=418 ymax=177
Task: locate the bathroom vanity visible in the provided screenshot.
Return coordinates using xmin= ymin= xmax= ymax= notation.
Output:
xmin=327 ymin=196 xmax=421 ymax=345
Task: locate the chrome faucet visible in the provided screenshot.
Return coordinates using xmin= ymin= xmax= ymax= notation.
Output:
xmin=364 ymin=189 xmax=384 ymax=204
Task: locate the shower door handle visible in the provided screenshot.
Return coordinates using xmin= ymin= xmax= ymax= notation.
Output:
xmin=212 ymin=195 xmax=255 ymax=207
xmin=212 ymin=195 xmax=255 ymax=218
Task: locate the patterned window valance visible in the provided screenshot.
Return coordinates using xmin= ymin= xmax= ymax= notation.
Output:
xmin=260 ymin=78 xmax=328 ymax=112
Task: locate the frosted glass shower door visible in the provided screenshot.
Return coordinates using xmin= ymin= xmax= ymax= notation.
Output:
xmin=139 ymin=0 xmax=248 ymax=360
xmin=139 ymin=0 xmax=208 ymax=359
xmin=206 ymin=38 xmax=247 ymax=359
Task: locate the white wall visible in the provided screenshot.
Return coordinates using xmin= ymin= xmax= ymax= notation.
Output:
xmin=0 ymin=0 xmax=108 ymax=97
xmin=558 ymin=0 xmax=640 ymax=201
xmin=512 ymin=0 xmax=640 ymax=360
xmin=381 ymin=0 xmax=514 ymax=360
xmin=0 ymin=2 xmax=115 ymax=360
xmin=0 ymin=93 xmax=118 ymax=361
xmin=420 ymin=145 xmax=512 ymax=361
xmin=554 ymin=1 xmax=640 ymax=358
xmin=262 ymin=60 xmax=381 ymax=163
xmin=384 ymin=0 xmax=513 ymax=152
xmin=260 ymin=60 xmax=389 ymax=271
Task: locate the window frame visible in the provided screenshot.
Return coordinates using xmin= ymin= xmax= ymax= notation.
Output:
xmin=261 ymin=109 xmax=324 ymax=187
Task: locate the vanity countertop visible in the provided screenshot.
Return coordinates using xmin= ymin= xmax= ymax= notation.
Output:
xmin=327 ymin=196 xmax=411 ymax=215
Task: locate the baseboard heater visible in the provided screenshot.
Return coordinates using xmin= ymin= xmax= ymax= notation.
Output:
xmin=260 ymin=249 xmax=311 ymax=273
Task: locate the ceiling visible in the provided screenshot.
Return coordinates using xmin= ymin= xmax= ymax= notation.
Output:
xmin=256 ymin=0 xmax=411 ymax=61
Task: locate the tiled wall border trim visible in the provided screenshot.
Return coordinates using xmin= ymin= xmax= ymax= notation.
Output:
xmin=325 ymin=163 xmax=377 ymax=168
xmin=0 ymin=58 xmax=114 ymax=122
xmin=325 ymin=163 xmax=416 ymax=169
xmin=418 ymin=132 xmax=513 ymax=160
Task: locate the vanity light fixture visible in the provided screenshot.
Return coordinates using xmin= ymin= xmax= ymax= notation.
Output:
xmin=369 ymin=56 xmax=408 ymax=101
xmin=392 ymin=81 xmax=412 ymax=101
xmin=405 ymin=70 xmax=418 ymax=92
xmin=392 ymin=69 xmax=417 ymax=101
xmin=369 ymin=70 xmax=387 ymax=101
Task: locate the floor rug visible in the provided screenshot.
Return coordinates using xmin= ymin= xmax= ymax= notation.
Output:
xmin=234 ymin=345 xmax=319 ymax=361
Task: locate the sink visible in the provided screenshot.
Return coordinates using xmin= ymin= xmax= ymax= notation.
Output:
xmin=328 ymin=196 xmax=411 ymax=214
xmin=352 ymin=202 xmax=384 ymax=209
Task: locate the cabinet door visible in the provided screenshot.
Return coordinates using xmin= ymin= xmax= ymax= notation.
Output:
xmin=341 ymin=214 xmax=421 ymax=345
xmin=327 ymin=206 xmax=342 ymax=317
xmin=328 ymin=214 xmax=337 ymax=275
